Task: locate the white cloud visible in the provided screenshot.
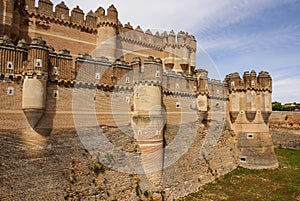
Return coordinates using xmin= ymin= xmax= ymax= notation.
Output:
xmin=49 ymin=0 xmax=289 ymax=33
xmin=273 ymin=75 xmax=300 ymax=103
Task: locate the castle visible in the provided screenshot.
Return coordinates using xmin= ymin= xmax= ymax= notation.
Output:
xmin=0 ymin=0 xmax=279 ymax=200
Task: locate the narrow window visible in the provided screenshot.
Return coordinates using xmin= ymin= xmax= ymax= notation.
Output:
xmin=140 ymin=65 xmax=144 ymax=73
xmin=61 ymin=14 xmax=65 ymax=20
xmin=95 ymin=73 xmax=100 ymax=80
xmin=24 ymin=5 xmax=28 ymax=10
xmin=125 ymin=96 xmax=130 ymax=103
xmin=125 ymin=76 xmax=130 ymax=84
xmin=251 ymin=80 xmax=255 ymax=86
xmin=35 ymin=59 xmax=42 ymax=68
xmin=53 ymin=67 xmax=59 ymax=76
xmin=7 ymin=61 xmax=14 ymax=70
xmin=176 ymin=83 xmax=179 ymax=90
xmin=231 ymin=81 xmax=235 ymax=87
xmin=53 ymin=90 xmax=59 ymax=98
xmin=137 ymin=130 xmax=142 ymax=135
xmin=155 ymin=70 xmax=160 ymax=78
xmin=155 ymin=130 xmax=160 ymax=135
xmin=205 ymin=83 xmax=208 ymax=89
xmin=176 ymin=102 xmax=181 ymax=108
xmin=7 ymin=87 xmax=14 ymax=95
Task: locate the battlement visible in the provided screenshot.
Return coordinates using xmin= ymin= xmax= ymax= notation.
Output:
xmin=225 ymin=70 xmax=272 ymax=92
xmin=119 ymin=26 xmax=197 ymax=52
xmin=23 ymin=0 xmax=119 ymax=29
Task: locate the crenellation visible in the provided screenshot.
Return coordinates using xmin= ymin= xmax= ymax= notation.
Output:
xmin=106 ymin=4 xmax=118 ymax=24
xmin=54 ymin=1 xmax=69 ymax=20
xmin=85 ymin=11 xmax=96 ymax=27
xmin=71 ymin=5 xmax=84 ymax=25
xmin=37 ymin=0 xmax=54 ymax=17
xmin=95 ymin=6 xmax=105 ymax=18
xmin=123 ymin=22 xmax=134 ymax=32
xmin=24 ymin=0 xmax=36 ymax=12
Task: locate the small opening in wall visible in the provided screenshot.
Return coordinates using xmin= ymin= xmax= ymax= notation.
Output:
xmin=93 ymin=96 xmax=96 ymax=101
xmin=95 ymin=73 xmax=100 ymax=80
xmin=240 ymin=157 xmax=246 ymax=162
xmin=137 ymin=130 xmax=142 ymax=135
xmin=53 ymin=67 xmax=59 ymax=76
xmin=125 ymin=76 xmax=130 ymax=84
xmin=176 ymin=102 xmax=181 ymax=108
xmin=125 ymin=96 xmax=130 ymax=103
xmin=8 ymin=75 xmax=13 ymax=81
xmin=7 ymin=61 xmax=13 ymax=70
xmin=247 ymin=133 xmax=254 ymax=139
xmin=176 ymin=83 xmax=179 ymax=90
xmin=35 ymin=59 xmax=42 ymax=68
xmin=53 ymin=90 xmax=59 ymax=98
xmin=155 ymin=130 xmax=160 ymax=135
xmin=155 ymin=70 xmax=160 ymax=78
xmin=7 ymin=87 xmax=14 ymax=95
xmin=231 ymin=81 xmax=235 ymax=87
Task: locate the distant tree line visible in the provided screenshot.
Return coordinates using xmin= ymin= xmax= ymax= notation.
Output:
xmin=272 ymin=102 xmax=300 ymax=111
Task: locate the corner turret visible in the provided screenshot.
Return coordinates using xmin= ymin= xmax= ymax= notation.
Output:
xmin=131 ymin=56 xmax=164 ymax=190
xmin=94 ymin=5 xmax=119 ymax=62
xmin=22 ymin=37 xmax=49 ymax=129
xmin=225 ymin=70 xmax=278 ymax=169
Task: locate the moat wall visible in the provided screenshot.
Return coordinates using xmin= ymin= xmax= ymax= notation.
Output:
xmin=0 ymin=83 xmax=238 ymax=200
xmin=269 ymin=111 xmax=300 ymax=150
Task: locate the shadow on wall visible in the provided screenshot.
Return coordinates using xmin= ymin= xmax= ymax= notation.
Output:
xmin=0 ymin=0 xmax=30 ymax=43
xmin=33 ymin=84 xmax=58 ymax=136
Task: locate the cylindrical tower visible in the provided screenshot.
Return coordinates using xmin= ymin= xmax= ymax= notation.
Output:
xmin=131 ymin=56 xmax=164 ymax=190
xmin=0 ymin=36 xmax=16 ymax=79
xmin=163 ymin=31 xmax=174 ymax=72
xmin=189 ymin=35 xmax=197 ymax=71
xmin=196 ymin=69 xmax=209 ymax=122
xmin=95 ymin=5 xmax=118 ymax=62
xmin=22 ymin=38 xmax=49 ymax=129
xmin=225 ymin=71 xmax=278 ymax=169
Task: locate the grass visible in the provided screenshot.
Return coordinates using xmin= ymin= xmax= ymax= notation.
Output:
xmin=177 ymin=149 xmax=300 ymax=201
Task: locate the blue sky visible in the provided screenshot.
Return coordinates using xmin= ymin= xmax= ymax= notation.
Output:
xmin=49 ymin=0 xmax=300 ymax=103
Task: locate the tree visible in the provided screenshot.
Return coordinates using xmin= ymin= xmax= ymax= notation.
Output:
xmin=272 ymin=101 xmax=283 ymax=111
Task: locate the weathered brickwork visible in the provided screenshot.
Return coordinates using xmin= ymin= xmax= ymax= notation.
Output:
xmin=0 ymin=0 xmax=280 ymax=200
xmin=269 ymin=112 xmax=300 ymax=150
